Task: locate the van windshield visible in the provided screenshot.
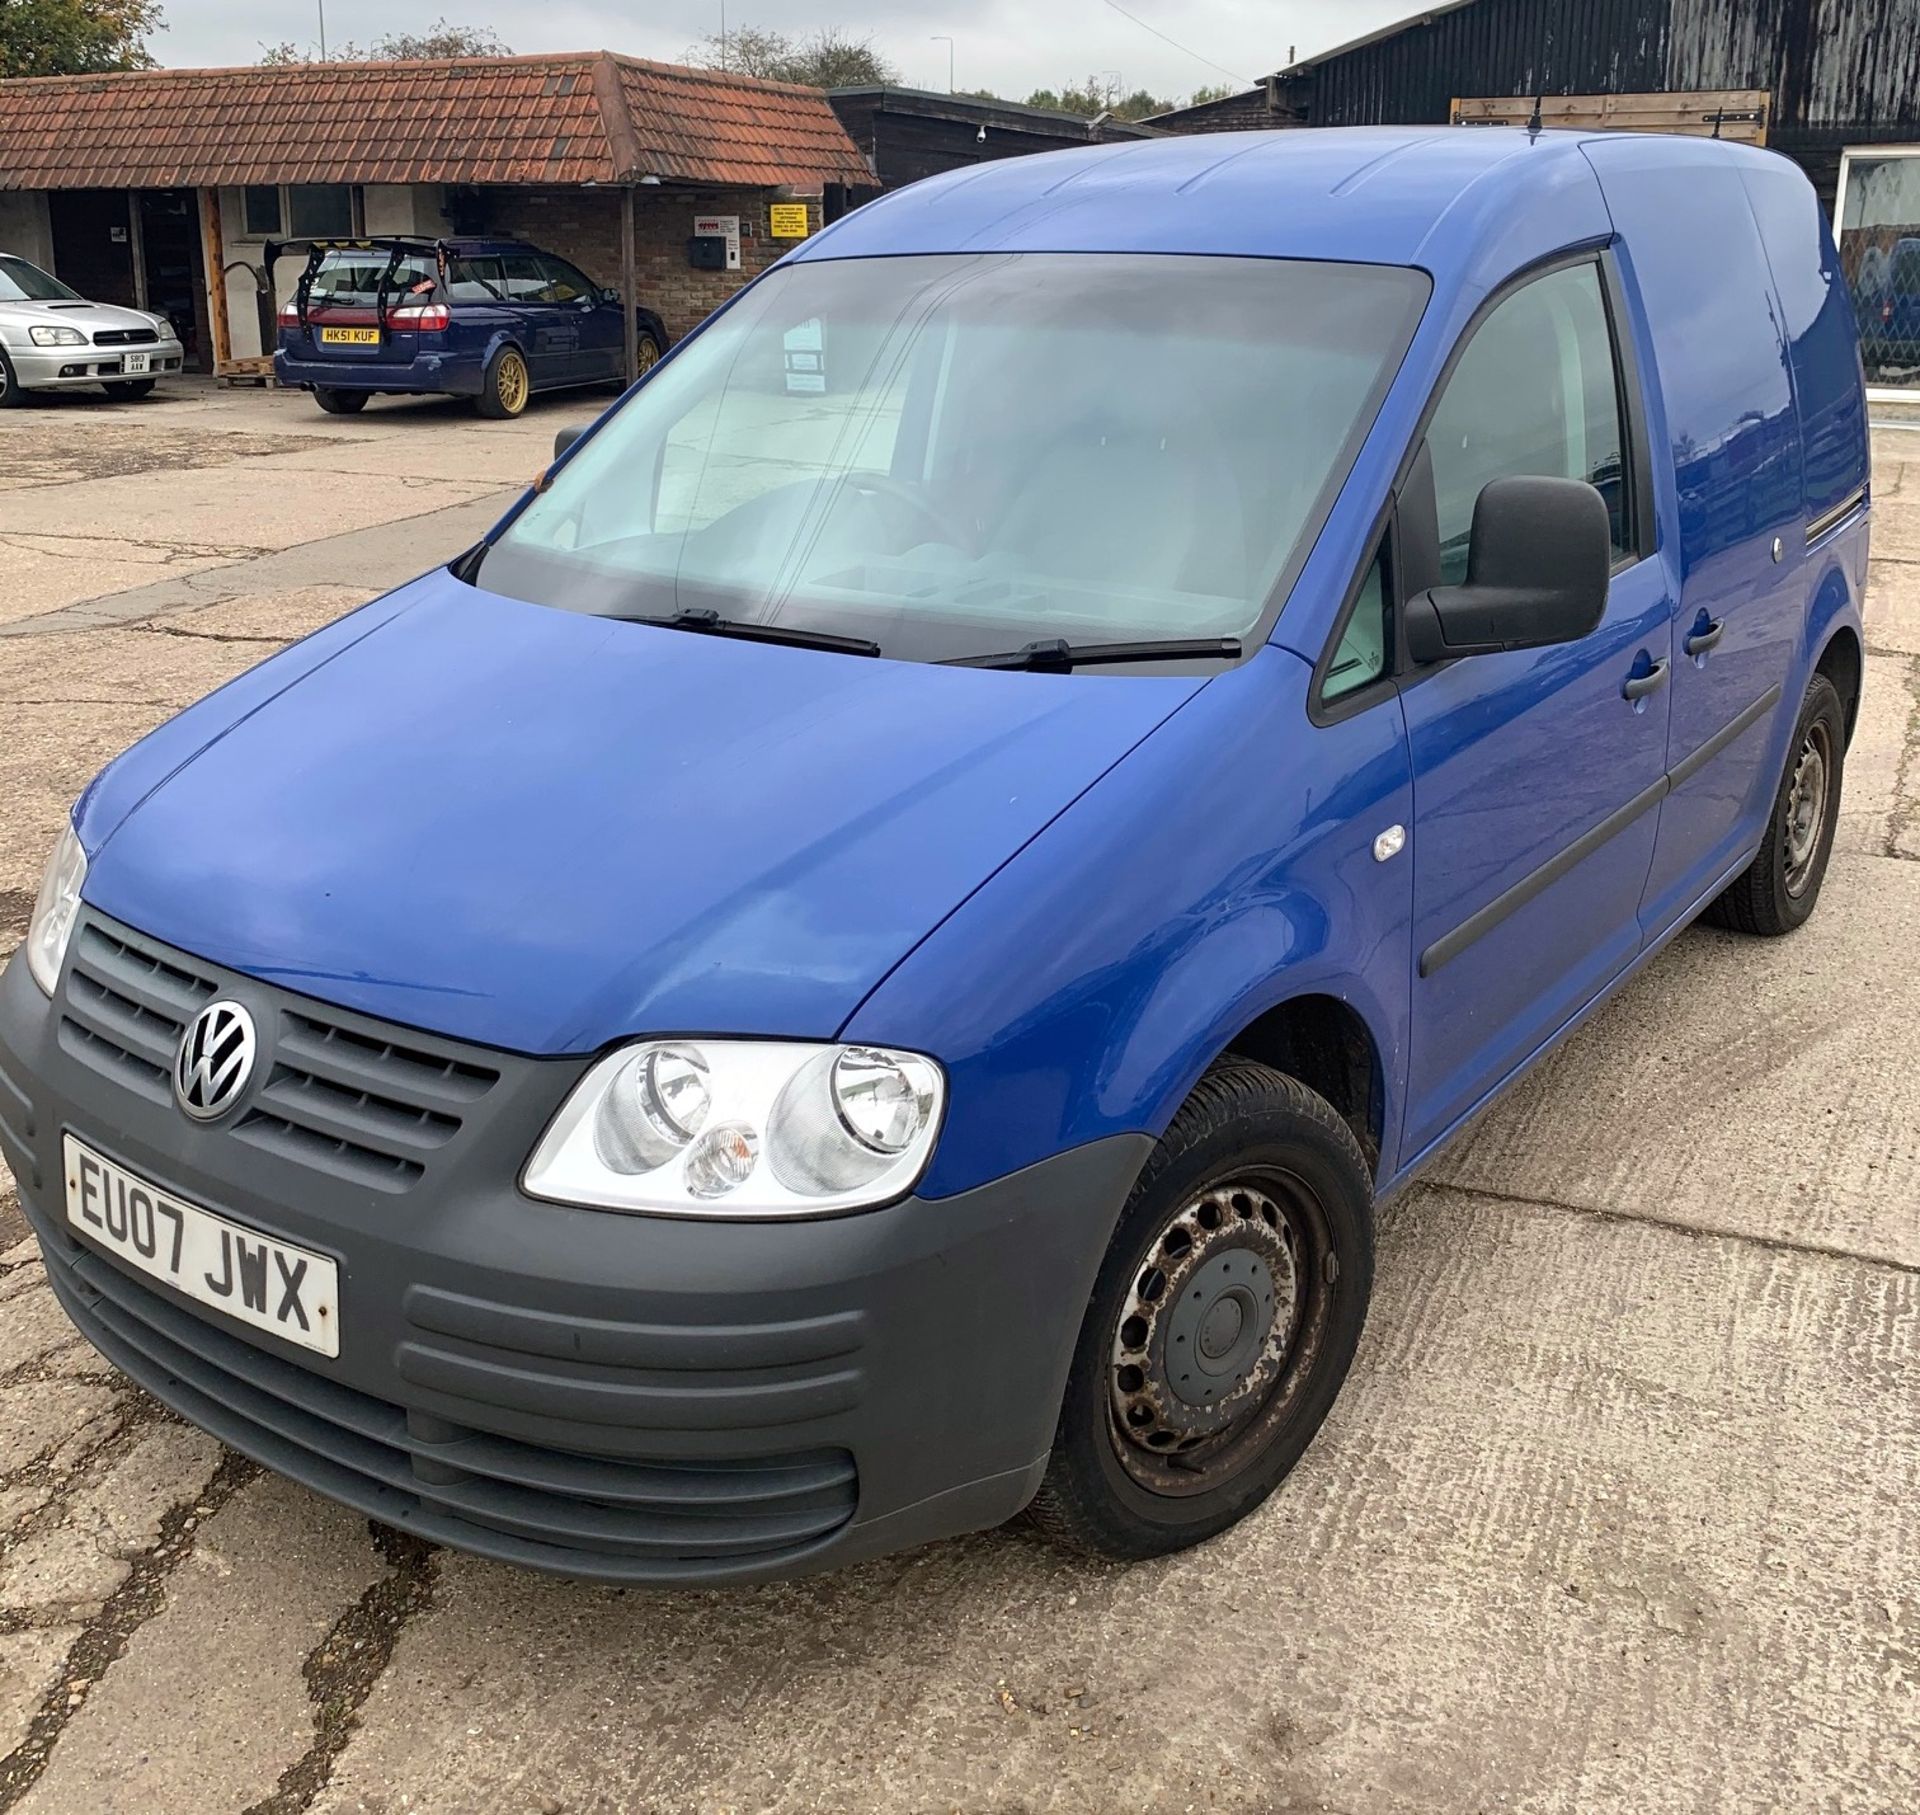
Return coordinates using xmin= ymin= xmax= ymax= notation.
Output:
xmin=474 ymin=252 xmax=1429 ymax=664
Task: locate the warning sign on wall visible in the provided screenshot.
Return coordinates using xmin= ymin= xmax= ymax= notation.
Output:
xmin=769 ymin=203 xmax=812 ymax=240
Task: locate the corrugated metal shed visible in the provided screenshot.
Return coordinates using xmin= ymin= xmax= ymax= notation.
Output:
xmin=1267 ymin=0 xmax=1920 ymax=206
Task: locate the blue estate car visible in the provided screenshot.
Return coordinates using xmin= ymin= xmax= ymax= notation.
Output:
xmin=3 ymin=129 xmax=1868 ymax=1583
xmin=272 ymin=236 xmax=668 ymax=417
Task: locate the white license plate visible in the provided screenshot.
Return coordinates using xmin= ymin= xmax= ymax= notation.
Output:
xmin=121 ymin=351 xmax=150 ymax=374
xmin=62 ymin=1135 xmax=339 ymax=1357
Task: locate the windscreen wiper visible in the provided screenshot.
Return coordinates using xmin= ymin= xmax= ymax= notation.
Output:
xmin=944 ymin=636 xmax=1242 ymax=672
xmin=627 ymin=608 xmax=881 ymax=657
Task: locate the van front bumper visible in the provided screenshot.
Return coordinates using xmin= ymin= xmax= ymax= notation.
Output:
xmin=0 ymin=917 xmax=1145 ymax=1585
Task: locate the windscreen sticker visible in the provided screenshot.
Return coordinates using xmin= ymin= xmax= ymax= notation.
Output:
xmin=784 ymin=319 xmax=826 ymax=394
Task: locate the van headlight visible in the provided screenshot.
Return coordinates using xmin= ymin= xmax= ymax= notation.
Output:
xmin=25 ymin=821 xmax=87 ymax=996
xmin=524 ymin=1040 xmax=944 ymax=1217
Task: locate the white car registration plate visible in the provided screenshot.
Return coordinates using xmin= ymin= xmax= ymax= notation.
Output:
xmin=62 ymin=1135 xmax=339 ymax=1357
xmin=121 ymin=351 xmax=151 ymax=374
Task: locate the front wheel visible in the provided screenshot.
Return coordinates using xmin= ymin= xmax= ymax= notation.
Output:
xmin=1704 ymin=672 xmax=1846 ymax=936
xmin=476 ymin=346 xmax=530 ymax=419
xmin=102 ymin=378 xmax=156 ymax=401
xmin=0 ymin=348 xmax=27 ymax=408
xmin=1026 ymin=1059 xmax=1374 ymax=1562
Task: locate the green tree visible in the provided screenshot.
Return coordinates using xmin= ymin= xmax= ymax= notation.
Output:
xmin=1027 ymin=75 xmax=1172 ymax=121
xmin=686 ymin=24 xmax=897 ymax=87
xmin=1185 ymin=82 xmax=1237 ymax=107
xmin=0 ymin=0 xmax=164 ymax=77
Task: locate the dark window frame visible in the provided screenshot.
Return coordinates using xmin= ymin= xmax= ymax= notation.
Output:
xmin=1308 ymin=242 xmax=1656 ymax=725
xmin=242 ymin=185 xmax=282 ymax=237
xmin=284 ymin=183 xmax=361 ymax=240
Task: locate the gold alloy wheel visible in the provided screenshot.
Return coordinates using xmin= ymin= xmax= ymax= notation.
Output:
xmin=636 ymin=335 xmax=661 ymax=376
xmin=496 ymin=349 xmax=529 ymax=415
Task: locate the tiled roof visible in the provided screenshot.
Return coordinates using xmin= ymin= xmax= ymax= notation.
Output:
xmin=0 ymin=51 xmax=874 ymax=191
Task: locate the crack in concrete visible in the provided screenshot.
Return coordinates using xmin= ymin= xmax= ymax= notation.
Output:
xmin=0 ymin=1448 xmax=260 ymax=1809
xmin=241 ymin=1522 xmax=438 ymax=1815
xmin=0 ymin=1382 xmax=163 ymax=1571
xmin=132 ymin=624 xmax=288 ymax=648
xmin=0 ymin=532 xmax=265 ymax=566
xmin=1885 ymin=654 xmax=1920 ymax=860
xmin=1426 ymin=1178 xmax=1920 ymax=1279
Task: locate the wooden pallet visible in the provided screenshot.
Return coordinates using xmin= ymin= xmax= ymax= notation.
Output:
xmin=214 ymin=356 xmax=276 ymax=388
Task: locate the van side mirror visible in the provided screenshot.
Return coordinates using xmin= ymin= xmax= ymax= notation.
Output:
xmin=553 ymin=423 xmax=588 ymax=461
xmin=1404 ymin=475 xmax=1610 ymax=663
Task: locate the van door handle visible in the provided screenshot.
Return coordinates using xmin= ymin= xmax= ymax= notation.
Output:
xmin=1684 ymin=617 xmax=1724 ymax=658
xmin=1622 ymin=657 xmax=1669 ymax=702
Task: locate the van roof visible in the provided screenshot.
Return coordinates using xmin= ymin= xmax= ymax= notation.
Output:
xmin=794 ymin=126 xmax=1770 ymax=272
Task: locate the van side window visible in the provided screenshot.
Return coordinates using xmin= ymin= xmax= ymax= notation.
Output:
xmin=1322 ymin=544 xmax=1391 ymax=704
xmin=1426 ymin=262 xmax=1631 ymax=585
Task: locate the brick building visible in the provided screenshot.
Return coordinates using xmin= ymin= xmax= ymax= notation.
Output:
xmin=0 ymin=51 xmax=873 ymax=376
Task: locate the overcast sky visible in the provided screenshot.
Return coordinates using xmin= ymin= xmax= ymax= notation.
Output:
xmin=153 ymin=2 xmax=1417 ymax=102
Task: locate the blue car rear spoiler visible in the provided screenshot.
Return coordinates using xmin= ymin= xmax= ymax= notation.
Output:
xmin=266 ymin=236 xmax=451 ymax=335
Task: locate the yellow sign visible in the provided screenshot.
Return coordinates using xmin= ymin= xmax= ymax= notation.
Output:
xmin=769 ymin=203 xmax=811 ymax=240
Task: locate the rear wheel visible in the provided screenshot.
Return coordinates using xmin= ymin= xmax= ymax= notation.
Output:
xmin=102 ymin=379 xmax=156 ymax=401
xmin=0 ymin=348 xmax=26 ymax=408
xmin=313 ymin=387 xmax=369 ymax=415
xmin=635 ymin=330 xmax=663 ymax=377
xmin=1026 ymin=1059 xmax=1374 ymax=1561
xmin=1704 ymin=672 xmax=1846 ymax=936
xmin=476 ymin=346 xmax=530 ymax=419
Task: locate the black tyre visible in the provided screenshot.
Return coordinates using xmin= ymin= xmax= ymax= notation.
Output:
xmin=475 ymin=345 xmax=530 ymax=419
xmin=102 ymin=379 xmax=156 ymax=401
xmin=1704 ymin=672 xmax=1846 ymax=937
xmin=313 ymin=387 xmax=370 ymax=415
xmin=0 ymin=348 xmax=27 ymax=409
xmin=1027 ymin=1059 xmax=1374 ymax=1562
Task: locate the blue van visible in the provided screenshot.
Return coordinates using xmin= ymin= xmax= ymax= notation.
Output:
xmin=2 ymin=130 xmax=1867 ymax=1583
xmin=271 ymin=236 xmax=668 ymax=417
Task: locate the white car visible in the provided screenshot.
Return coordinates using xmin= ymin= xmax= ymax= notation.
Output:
xmin=0 ymin=252 xmax=186 ymax=406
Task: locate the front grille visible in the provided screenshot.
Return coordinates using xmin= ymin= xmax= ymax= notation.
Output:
xmin=38 ymin=1218 xmax=858 ymax=1575
xmin=92 ymin=328 xmax=159 ymax=347
xmin=58 ymin=917 xmax=501 ymax=1194
xmin=235 ymin=1010 xmax=499 ymax=1193
xmin=59 ymin=923 xmax=214 ymax=1101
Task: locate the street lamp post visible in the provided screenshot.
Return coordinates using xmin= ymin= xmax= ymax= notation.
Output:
xmin=931 ymin=35 xmax=954 ymax=93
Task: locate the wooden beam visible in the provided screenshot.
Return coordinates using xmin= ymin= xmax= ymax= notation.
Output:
xmin=127 ymin=194 xmax=149 ymax=312
xmin=198 ymin=187 xmax=233 ymax=371
xmin=621 ymin=185 xmax=638 ymax=384
xmin=1450 ymin=88 xmax=1771 ymax=145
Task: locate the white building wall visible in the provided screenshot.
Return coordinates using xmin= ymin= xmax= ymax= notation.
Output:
xmin=0 ymin=193 xmax=56 ymax=272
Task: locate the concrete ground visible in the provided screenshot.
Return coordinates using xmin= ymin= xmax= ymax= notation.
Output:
xmin=0 ymin=376 xmax=1914 ymax=1815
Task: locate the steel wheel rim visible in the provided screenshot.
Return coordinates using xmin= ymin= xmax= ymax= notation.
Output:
xmin=498 ymin=352 xmax=528 ymax=413
xmin=1106 ymin=1168 xmax=1332 ymax=1498
xmin=1784 ymin=718 xmax=1832 ymax=898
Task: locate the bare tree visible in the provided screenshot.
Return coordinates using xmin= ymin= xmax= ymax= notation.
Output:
xmin=258 ymin=17 xmax=509 ymax=64
xmin=686 ymin=24 xmax=896 ymax=87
